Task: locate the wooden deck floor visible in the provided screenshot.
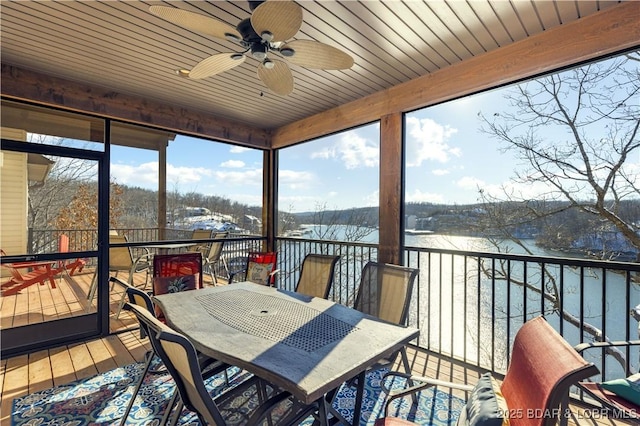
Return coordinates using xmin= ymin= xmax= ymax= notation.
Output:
xmin=0 ymin=269 xmax=632 ymax=425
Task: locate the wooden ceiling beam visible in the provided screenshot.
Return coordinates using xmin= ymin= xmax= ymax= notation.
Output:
xmin=0 ymin=64 xmax=271 ymax=149
xmin=271 ymin=1 xmax=640 ymax=149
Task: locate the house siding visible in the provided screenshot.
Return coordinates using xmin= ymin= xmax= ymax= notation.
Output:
xmin=1 ymin=127 xmax=28 ymax=277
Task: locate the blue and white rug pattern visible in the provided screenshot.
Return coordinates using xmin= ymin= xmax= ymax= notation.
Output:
xmin=12 ymin=360 xmax=464 ymax=425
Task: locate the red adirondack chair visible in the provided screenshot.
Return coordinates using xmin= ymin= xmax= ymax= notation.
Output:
xmin=1 ymin=250 xmax=58 ymax=296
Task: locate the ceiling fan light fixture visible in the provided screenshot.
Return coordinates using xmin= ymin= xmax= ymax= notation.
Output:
xmin=260 ymin=31 xmax=273 ymax=42
xmin=251 ymin=42 xmax=268 ymax=60
xmin=263 ymin=58 xmax=275 ymax=69
xmin=225 ymin=33 xmax=241 ymax=43
xmin=175 ymin=68 xmax=190 ymax=78
xmin=280 ymin=47 xmax=295 ymax=57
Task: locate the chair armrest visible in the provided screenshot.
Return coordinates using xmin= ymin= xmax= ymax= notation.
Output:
xmin=574 ymin=340 xmax=640 ymax=377
xmin=574 ymin=340 xmax=640 ymax=354
xmin=380 ymin=371 xmax=473 ymax=417
xmin=269 ymin=268 xmax=280 ymax=277
xmin=133 ymin=251 xmax=153 ymax=268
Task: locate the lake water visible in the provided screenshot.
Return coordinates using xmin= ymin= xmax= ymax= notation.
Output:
xmin=296 ymin=225 xmax=640 ymax=377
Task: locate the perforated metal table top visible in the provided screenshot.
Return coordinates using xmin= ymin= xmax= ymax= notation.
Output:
xmin=153 ymin=282 xmax=420 ymax=406
xmin=196 ymin=289 xmax=357 ymax=352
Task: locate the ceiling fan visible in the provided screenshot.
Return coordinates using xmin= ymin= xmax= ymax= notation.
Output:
xmin=150 ymin=1 xmax=354 ymax=96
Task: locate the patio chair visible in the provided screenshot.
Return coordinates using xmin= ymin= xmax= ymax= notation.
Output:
xmin=228 ymin=251 xmax=279 ymax=286
xmin=200 ymin=231 xmax=229 ymax=286
xmin=123 ymin=301 xmax=230 ymax=426
xmin=55 ymin=234 xmax=86 ymax=278
xmin=573 ymin=339 xmax=640 ymax=421
xmin=154 ymin=321 xmax=318 ymax=426
xmin=152 ymin=252 xmax=203 ymax=320
xmin=191 ymin=229 xmax=213 ymax=257
xmin=87 ymin=234 xmax=152 ymax=317
xmin=354 ymin=261 xmax=419 ymax=375
xmin=1 ymin=249 xmax=59 ymax=296
xmin=375 ymin=316 xmax=600 ymax=426
xmin=294 ymin=253 xmax=340 ymax=299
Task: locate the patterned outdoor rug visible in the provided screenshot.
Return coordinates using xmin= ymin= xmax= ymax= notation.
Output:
xmin=11 ymin=360 xmax=464 ymax=425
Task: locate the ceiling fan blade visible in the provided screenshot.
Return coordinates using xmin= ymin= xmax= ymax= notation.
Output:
xmin=257 ymin=60 xmax=294 ymax=96
xmin=282 ymin=40 xmax=354 ymax=70
xmin=189 ymin=53 xmax=246 ymax=79
xmin=149 ymin=6 xmax=241 ymax=40
xmin=251 ymin=1 xmax=302 ymax=43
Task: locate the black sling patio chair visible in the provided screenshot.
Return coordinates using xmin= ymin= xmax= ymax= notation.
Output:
xmin=153 ymin=319 xmax=319 ymax=425
xmin=354 ymin=261 xmax=419 ymax=375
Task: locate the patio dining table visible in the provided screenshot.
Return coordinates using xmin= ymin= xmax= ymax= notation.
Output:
xmin=152 ymin=282 xmax=420 ymax=425
xmin=140 ymin=242 xmax=197 ymax=254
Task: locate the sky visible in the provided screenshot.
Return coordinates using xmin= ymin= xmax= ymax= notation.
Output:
xmin=110 ymin=86 xmax=521 ymax=213
xmin=109 ymin=54 xmax=637 ymax=214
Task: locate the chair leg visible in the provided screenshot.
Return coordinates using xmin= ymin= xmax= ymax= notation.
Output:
xmin=87 ymin=271 xmax=97 ymax=302
xmin=204 ymin=261 xmax=218 ymax=286
xmin=400 ymin=347 xmax=412 ymax=375
xmin=120 ymin=350 xmax=154 ymax=426
xmin=220 ymin=257 xmax=229 ymax=281
xmin=162 ymin=388 xmax=181 ymax=426
xmin=211 ymin=265 xmax=218 ymax=286
xmin=115 ymin=292 xmax=127 ymax=319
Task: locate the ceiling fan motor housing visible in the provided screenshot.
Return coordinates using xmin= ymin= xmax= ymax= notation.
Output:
xmin=237 ymin=17 xmax=260 ymax=44
xmin=237 ymin=17 xmax=272 ymax=60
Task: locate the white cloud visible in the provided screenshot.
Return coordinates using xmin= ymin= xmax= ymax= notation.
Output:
xmin=111 ymin=161 xmax=212 ymax=188
xmin=168 ymin=164 xmax=213 ymax=185
xmin=221 ymin=160 xmax=245 ymax=168
xmin=279 ymin=194 xmax=322 ymax=212
xmin=228 ymin=193 xmax=262 ymax=206
xmin=362 ymin=190 xmax=379 ymax=207
xmin=310 ymin=147 xmax=334 ymax=160
xmin=310 ymin=130 xmax=378 ymax=169
xmin=406 ymin=189 xmax=445 ymax=203
xmin=230 ymin=146 xmax=251 ymax=154
xmin=110 ymin=163 xmax=144 ymax=186
xmin=432 ymin=169 xmax=450 ymax=176
xmin=214 ymin=168 xmax=263 ymax=187
xmin=338 ymin=132 xmax=378 ymax=169
xmin=279 ymin=169 xmax=315 ymax=190
xmin=405 ymin=116 xmax=459 ymax=167
xmin=456 ymin=176 xmax=485 ymax=191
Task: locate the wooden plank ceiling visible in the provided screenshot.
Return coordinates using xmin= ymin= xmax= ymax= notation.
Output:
xmin=0 ymin=0 xmax=631 ymax=146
